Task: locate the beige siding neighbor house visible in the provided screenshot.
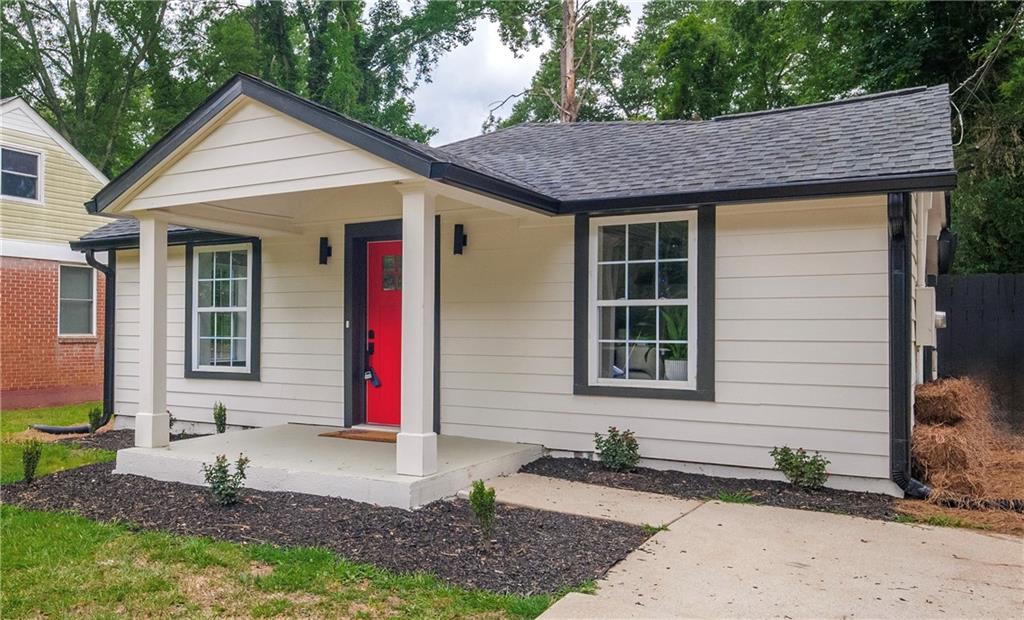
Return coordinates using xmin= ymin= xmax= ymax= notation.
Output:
xmin=70 ymin=75 xmax=954 ymax=507
xmin=1 ymin=96 xmax=109 ymax=408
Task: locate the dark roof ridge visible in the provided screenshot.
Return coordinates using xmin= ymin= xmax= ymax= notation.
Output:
xmin=713 ymin=85 xmax=942 ymax=121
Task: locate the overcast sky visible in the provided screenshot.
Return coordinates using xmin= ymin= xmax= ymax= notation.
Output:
xmin=413 ymin=1 xmax=647 ymax=145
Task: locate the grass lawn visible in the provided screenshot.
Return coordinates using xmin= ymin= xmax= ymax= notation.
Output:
xmin=1 ymin=403 xmax=556 ymax=618
xmin=1 ymin=506 xmax=552 ymax=619
xmin=0 ymin=402 xmax=113 ymax=484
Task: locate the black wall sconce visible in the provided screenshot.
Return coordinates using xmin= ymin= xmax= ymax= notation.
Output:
xmin=453 ymin=224 xmax=468 ymax=255
xmin=319 ymin=236 xmax=333 ymax=264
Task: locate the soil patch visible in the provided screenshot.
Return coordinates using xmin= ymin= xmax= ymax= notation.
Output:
xmin=522 ymin=457 xmax=896 ymax=521
xmin=57 ymin=429 xmax=205 ymax=451
xmin=3 ymin=462 xmax=648 ymax=595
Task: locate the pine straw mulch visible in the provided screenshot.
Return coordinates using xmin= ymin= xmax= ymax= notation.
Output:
xmin=2 ymin=462 xmax=649 ymax=595
xmin=908 ymin=378 xmax=1024 ymax=535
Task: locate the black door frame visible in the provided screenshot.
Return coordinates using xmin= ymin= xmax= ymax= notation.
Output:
xmin=343 ymin=217 xmax=441 ymax=432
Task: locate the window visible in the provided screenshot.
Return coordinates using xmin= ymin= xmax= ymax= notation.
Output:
xmin=59 ymin=265 xmax=94 ymax=336
xmin=1 ymin=147 xmax=40 ymax=200
xmin=589 ymin=212 xmax=697 ymax=389
xmin=186 ymin=242 xmax=260 ymax=379
xmin=574 ymin=206 xmax=714 ymax=400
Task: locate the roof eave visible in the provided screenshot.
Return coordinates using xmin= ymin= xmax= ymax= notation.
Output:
xmin=70 ymin=229 xmax=252 ymax=252
xmin=559 ymin=170 xmax=958 ymax=214
xmin=431 ymin=162 xmax=560 ymax=215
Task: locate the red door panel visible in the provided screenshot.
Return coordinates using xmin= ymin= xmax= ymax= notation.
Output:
xmin=365 ymin=240 xmax=402 ymax=425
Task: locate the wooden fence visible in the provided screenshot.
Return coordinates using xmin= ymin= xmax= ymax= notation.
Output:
xmin=936 ymin=273 xmax=1024 ymax=429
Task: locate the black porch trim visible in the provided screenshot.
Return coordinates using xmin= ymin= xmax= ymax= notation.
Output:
xmin=343 ymin=218 xmax=441 ymax=432
xmin=71 ymin=226 xmax=248 ymax=251
xmin=183 ymin=238 xmax=262 ymax=381
xmin=572 ymin=204 xmax=716 ymax=401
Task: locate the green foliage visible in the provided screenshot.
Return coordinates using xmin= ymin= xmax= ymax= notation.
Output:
xmin=20 ymin=440 xmax=42 ymax=484
xmin=641 ymin=523 xmax=669 ymax=535
xmin=594 ymin=426 xmax=640 ymax=472
xmin=0 ymin=402 xmax=101 ymax=438
xmin=715 ymin=490 xmax=755 ymax=504
xmin=87 ymin=408 xmax=104 ymax=434
xmin=770 ymin=446 xmax=829 ymax=490
xmin=201 ymin=453 xmax=250 ymax=506
xmin=213 ymin=401 xmax=227 ymax=434
xmin=1 ymin=505 xmax=554 ymax=619
xmin=468 ymin=479 xmax=497 ymax=542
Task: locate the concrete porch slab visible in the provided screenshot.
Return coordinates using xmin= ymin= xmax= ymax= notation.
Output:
xmin=115 ymin=424 xmax=543 ymax=509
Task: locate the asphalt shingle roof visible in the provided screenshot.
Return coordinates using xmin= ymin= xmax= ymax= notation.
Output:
xmin=77 ymin=84 xmax=954 ymax=247
xmin=440 ymin=85 xmax=954 ymax=202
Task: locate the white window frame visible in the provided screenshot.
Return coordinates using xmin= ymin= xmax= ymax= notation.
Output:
xmin=57 ymin=264 xmax=96 ymax=337
xmin=0 ymin=144 xmax=44 ymax=204
xmin=588 ymin=211 xmax=699 ymax=390
xmin=190 ymin=243 xmax=253 ymax=374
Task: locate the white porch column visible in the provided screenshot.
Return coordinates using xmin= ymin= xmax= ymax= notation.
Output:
xmin=135 ymin=215 xmax=169 ymax=448
xmin=396 ymin=185 xmax=437 ymax=476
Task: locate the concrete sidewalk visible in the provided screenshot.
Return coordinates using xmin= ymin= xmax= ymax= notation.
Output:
xmin=541 ymin=500 xmax=1024 ymax=619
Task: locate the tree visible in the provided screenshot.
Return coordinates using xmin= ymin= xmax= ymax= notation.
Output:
xmin=655 ymin=14 xmax=735 ymax=119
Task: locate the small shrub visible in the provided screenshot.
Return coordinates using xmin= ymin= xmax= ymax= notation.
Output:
xmin=202 ymin=453 xmax=249 ymax=506
xmin=468 ymin=479 xmax=496 ymax=542
xmin=22 ymin=440 xmax=43 ymax=484
xmin=213 ymin=402 xmax=227 ymax=434
xmin=716 ymin=490 xmax=755 ymax=504
xmin=641 ymin=523 xmax=669 ymax=535
xmin=770 ymin=446 xmax=829 ymax=490
xmin=594 ymin=426 xmax=640 ymax=472
xmin=88 ymin=407 xmax=104 ymax=433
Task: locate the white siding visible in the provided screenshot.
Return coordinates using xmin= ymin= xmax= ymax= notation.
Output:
xmin=440 ymin=196 xmax=891 ymax=480
xmin=115 ymin=194 xmax=894 ymax=481
xmin=125 ymin=100 xmax=414 ymax=210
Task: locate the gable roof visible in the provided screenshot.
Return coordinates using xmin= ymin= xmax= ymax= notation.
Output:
xmin=1 ymin=96 xmax=108 ymax=184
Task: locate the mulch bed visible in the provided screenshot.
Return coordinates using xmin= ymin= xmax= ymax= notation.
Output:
xmin=522 ymin=457 xmax=897 ymax=521
xmin=59 ymin=430 xmax=205 ymax=451
xmin=3 ymin=462 xmax=648 ymax=595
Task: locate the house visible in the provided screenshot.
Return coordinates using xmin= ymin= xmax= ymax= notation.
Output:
xmin=70 ymin=74 xmax=954 ymax=506
xmin=1 ymin=96 xmax=109 ymax=409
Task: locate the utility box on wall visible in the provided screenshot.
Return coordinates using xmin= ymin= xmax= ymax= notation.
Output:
xmin=915 ymin=286 xmax=937 ymax=348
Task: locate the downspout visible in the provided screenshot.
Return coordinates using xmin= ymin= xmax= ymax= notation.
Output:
xmin=32 ymin=248 xmax=117 ymax=434
xmin=887 ymin=192 xmax=931 ymax=499
xmin=86 ymin=249 xmax=116 ymax=425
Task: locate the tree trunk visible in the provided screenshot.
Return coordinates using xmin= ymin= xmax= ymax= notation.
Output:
xmin=560 ymin=0 xmax=577 ymax=122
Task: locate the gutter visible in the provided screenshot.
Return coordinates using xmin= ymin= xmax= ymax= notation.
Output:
xmin=85 ymin=249 xmax=116 ymax=423
xmin=887 ymin=192 xmax=931 ymax=499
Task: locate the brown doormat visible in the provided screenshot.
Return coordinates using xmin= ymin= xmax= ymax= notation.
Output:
xmin=319 ymin=429 xmax=397 ymax=443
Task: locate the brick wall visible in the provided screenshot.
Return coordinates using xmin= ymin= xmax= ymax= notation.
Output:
xmin=0 ymin=255 xmax=105 ymax=408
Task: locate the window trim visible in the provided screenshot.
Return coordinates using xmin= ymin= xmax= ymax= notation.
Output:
xmin=184 ymin=239 xmax=261 ymax=381
xmin=588 ymin=211 xmax=698 ymax=390
xmin=1 ymin=144 xmax=44 ymax=204
xmin=57 ymin=264 xmax=96 ymax=337
xmin=573 ymin=205 xmax=716 ymax=401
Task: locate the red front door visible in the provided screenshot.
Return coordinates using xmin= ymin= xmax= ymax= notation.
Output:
xmin=365 ymin=240 xmax=402 ymax=425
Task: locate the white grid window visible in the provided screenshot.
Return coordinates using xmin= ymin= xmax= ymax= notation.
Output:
xmin=58 ymin=265 xmax=94 ymax=336
xmin=2 ymin=147 xmax=40 ymax=200
xmin=589 ymin=212 xmax=698 ymax=389
xmin=192 ymin=245 xmax=252 ymax=371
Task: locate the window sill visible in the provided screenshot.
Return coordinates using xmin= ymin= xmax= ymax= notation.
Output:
xmin=184 ymin=368 xmax=260 ymax=381
xmin=58 ymin=335 xmax=98 ymax=344
xmin=574 ymin=383 xmax=714 ymax=401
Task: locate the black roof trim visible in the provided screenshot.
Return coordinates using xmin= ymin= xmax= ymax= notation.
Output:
xmin=431 ymin=162 xmax=560 ymax=214
xmin=70 ymin=227 xmax=248 ymax=251
xmin=560 ymin=171 xmax=957 ymax=215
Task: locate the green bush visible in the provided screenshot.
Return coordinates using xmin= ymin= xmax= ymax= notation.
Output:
xmin=594 ymin=426 xmax=640 ymax=472
xmin=468 ymin=479 xmax=496 ymax=543
xmin=770 ymin=446 xmax=829 ymax=490
xmin=201 ymin=453 xmax=249 ymax=506
xmin=213 ymin=402 xmax=227 ymax=434
xmin=22 ymin=440 xmax=42 ymax=484
xmin=87 ymin=407 xmax=104 ymax=434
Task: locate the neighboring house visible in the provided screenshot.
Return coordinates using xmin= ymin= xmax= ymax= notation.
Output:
xmin=1 ymin=97 xmax=109 ymax=409
xmin=71 ymin=74 xmax=955 ymax=497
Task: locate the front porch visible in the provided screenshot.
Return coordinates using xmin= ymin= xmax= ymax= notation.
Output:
xmin=116 ymin=424 xmax=543 ymax=508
